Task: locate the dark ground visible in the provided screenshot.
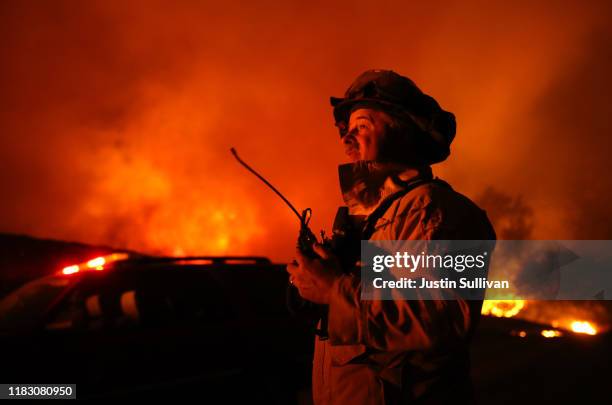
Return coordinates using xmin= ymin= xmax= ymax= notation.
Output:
xmin=472 ymin=316 xmax=611 ymax=404
xmin=0 ymin=233 xmax=610 ymax=403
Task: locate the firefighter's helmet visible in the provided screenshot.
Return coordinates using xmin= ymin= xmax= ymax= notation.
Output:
xmin=330 ymin=69 xmax=456 ymax=164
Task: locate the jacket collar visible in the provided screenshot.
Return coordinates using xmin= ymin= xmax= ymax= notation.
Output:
xmin=338 ymin=161 xmax=433 ymax=217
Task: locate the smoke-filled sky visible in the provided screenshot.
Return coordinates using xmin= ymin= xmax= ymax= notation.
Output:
xmin=1 ymin=0 xmax=611 ymax=261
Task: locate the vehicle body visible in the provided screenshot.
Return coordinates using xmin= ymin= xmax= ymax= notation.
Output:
xmin=0 ymin=256 xmax=314 ymax=402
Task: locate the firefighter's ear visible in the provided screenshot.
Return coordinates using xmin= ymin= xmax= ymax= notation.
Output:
xmin=295 ymin=248 xmax=307 ymax=265
xmin=313 ymin=243 xmax=330 ymax=260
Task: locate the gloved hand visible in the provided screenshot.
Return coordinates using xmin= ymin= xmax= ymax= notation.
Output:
xmin=286 ymin=243 xmax=343 ymax=304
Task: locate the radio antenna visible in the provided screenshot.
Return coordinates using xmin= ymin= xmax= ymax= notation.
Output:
xmin=230 ymin=147 xmax=304 ymax=222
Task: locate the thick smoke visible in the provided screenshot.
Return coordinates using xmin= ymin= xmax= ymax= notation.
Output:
xmin=476 ymin=187 xmax=534 ymax=240
xmin=0 ymin=1 xmax=610 ymax=261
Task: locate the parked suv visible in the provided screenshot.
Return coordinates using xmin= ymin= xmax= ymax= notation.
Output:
xmin=0 ymin=254 xmax=313 ymax=402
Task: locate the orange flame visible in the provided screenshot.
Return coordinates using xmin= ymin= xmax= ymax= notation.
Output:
xmin=570 ymin=321 xmax=597 ymax=335
xmin=481 ymin=300 xmax=526 ymax=318
xmin=78 ymin=153 xmax=265 ymax=256
xmin=541 ymin=329 xmax=563 ymax=338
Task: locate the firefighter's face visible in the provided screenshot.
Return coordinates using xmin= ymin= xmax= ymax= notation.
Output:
xmin=342 ymin=108 xmax=392 ymax=162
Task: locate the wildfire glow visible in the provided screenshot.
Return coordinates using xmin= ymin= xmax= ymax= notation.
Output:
xmin=570 ymin=321 xmax=597 ymax=335
xmin=79 ymin=152 xmax=265 ymax=258
xmin=541 ymin=329 xmax=563 ymax=338
xmin=481 ymin=300 xmax=526 ymax=318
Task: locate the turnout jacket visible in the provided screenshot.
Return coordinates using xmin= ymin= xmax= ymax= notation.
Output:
xmin=312 ymin=163 xmax=496 ymax=405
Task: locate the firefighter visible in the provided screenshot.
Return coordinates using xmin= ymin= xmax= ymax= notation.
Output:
xmin=286 ymin=69 xmax=496 ymax=404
